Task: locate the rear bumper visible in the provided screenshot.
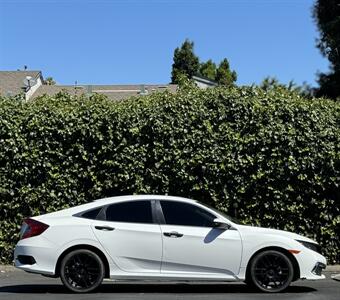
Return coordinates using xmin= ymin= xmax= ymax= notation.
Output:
xmin=14 ymin=236 xmax=57 ymax=276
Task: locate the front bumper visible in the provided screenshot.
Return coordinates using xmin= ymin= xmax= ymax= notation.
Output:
xmin=312 ymin=262 xmax=326 ymax=276
xmin=297 ymin=248 xmax=327 ymax=280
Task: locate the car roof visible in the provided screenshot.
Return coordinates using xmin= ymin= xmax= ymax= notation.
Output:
xmin=93 ymin=194 xmax=197 ymax=205
xmin=35 ymin=195 xmax=199 ymax=220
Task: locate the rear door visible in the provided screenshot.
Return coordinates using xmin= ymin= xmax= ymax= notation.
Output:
xmin=159 ymin=200 xmax=242 ymax=278
xmin=92 ymin=200 xmax=162 ymax=273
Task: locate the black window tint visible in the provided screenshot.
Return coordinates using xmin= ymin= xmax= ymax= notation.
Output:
xmin=106 ymin=201 xmax=153 ymax=224
xmin=160 ymin=201 xmax=215 ymax=227
xmin=81 ymin=207 xmax=102 ymax=220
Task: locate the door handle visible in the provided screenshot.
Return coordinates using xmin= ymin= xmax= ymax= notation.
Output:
xmin=163 ymin=231 xmax=183 ymax=238
xmin=95 ymin=225 xmax=115 ymax=231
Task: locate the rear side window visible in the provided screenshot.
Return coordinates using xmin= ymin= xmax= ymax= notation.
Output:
xmin=160 ymin=201 xmax=215 ymax=227
xmin=80 ymin=207 xmax=102 ymax=220
xmin=105 ymin=200 xmax=153 ymax=224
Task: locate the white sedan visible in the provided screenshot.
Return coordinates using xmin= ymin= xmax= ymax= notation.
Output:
xmin=14 ymin=195 xmax=326 ymax=293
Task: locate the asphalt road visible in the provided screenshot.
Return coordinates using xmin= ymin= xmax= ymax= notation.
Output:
xmin=1 ymin=269 xmax=339 ymax=300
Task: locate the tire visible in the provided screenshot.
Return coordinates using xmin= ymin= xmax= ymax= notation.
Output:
xmin=60 ymin=249 xmax=105 ymax=293
xmin=248 ymin=250 xmax=294 ymax=293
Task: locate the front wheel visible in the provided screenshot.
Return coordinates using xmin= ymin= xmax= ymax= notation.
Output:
xmin=60 ymin=249 xmax=105 ymax=293
xmin=248 ymin=250 xmax=294 ymax=293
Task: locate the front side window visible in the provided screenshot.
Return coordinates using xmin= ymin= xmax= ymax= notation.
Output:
xmin=105 ymin=200 xmax=153 ymax=224
xmin=160 ymin=201 xmax=215 ymax=227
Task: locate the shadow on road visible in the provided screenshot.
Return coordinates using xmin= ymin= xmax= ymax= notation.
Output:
xmin=0 ymin=283 xmax=317 ymax=294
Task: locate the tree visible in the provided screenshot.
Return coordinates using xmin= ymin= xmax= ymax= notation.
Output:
xmin=171 ymin=39 xmax=200 ymax=84
xmin=44 ymin=77 xmax=56 ymax=85
xmin=215 ymin=58 xmax=237 ymax=87
xmin=259 ymin=76 xmax=314 ymax=98
xmin=171 ymin=40 xmax=238 ymax=87
xmin=199 ymin=59 xmax=217 ymax=81
xmin=313 ymin=0 xmax=340 ymax=99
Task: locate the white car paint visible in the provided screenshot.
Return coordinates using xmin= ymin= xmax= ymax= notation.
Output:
xmin=159 ymin=224 xmax=241 ymax=279
xmin=91 ymin=220 xmax=162 ymax=273
xmin=14 ymin=195 xmax=327 ymax=282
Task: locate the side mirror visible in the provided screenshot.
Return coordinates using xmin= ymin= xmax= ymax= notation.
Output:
xmin=213 ymin=218 xmax=231 ymax=230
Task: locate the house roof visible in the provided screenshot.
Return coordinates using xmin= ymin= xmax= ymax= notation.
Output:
xmin=0 ymin=70 xmax=177 ymax=101
xmin=90 ymin=84 xmax=177 ymax=100
xmin=31 ymin=84 xmax=177 ymax=100
xmin=31 ymin=85 xmax=85 ymax=98
xmin=192 ymin=75 xmax=217 ymax=86
xmin=0 ymin=71 xmax=42 ymax=96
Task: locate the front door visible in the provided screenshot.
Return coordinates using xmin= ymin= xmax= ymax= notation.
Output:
xmin=159 ymin=200 xmax=242 ymax=279
xmin=92 ymin=200 xmax=162 ymax=273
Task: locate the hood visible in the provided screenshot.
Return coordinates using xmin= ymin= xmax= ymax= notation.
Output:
xmin=237 ymin=224 xmax=317 ymax=244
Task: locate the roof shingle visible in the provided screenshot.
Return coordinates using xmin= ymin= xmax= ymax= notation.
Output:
xmin=0 ymin=71 xmax=41 ymax=96
xmin=31 ymin=84 xmax=177 ymax=100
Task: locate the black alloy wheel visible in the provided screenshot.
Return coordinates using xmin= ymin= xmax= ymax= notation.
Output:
xmin=249 ymin=250 xmax=294 ymax=292
xmin=60 ymin=249 xmax=105 ymax=293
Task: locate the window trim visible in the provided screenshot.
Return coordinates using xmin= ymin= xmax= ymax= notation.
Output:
xmin=74 ymin=199 xmax=232 ymax=228
xmin=155 ymin=200 xmax=166 ymax=224
xmin=157 ymin=200 xmax=218 ymax=228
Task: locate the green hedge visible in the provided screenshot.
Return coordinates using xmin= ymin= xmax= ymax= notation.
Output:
xmin=0 ymin=85 xmax=339 ymax=264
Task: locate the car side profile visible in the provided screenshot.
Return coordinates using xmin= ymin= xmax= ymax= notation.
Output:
xmin=14 ymin=195 xmax=326 ymax=293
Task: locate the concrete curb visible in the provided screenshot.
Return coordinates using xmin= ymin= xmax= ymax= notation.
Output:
xmin=331 ymin=274 xmax=340 ymax=281
xmin=1 ymin=264 xmax=340 ymax=273
xmin=325 ymin=265 xmax=340 ymax=272
xmin=0 ymin=265 xmax=16 ymax=273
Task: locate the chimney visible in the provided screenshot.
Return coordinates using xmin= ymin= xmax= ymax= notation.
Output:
xmin=139 ymin=85 xmax=148 ymax=95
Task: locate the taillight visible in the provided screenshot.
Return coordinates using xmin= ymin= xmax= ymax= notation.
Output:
xmin=20 ymin=218 xmax=49 ymax=240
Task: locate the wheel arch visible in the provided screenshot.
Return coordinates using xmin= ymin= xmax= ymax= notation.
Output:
xmin=55 ymin=244 xmax=110 ymax=278
xmin=245 ymin=246 xmax=300 ymax=282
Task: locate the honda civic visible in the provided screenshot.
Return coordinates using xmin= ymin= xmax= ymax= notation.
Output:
xmin=14 ymin=195 xmax=326 ymax=293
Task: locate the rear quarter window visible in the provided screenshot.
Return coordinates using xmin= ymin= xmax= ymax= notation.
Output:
xmin=79 ymin=207 xmax=102 ymax=220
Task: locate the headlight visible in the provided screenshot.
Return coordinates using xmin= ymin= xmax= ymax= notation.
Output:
xmin=297 ymin=240 xmax=322 ymax=254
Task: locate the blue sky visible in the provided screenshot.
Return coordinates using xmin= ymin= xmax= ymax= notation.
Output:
xmin=0 ymin=0 xmax=329 ymax=86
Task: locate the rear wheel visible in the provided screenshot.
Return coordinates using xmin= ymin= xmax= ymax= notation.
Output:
xmin=60 ymin=249 xmax=104 ymax=293
xmin=248 ymin=250 xmax=294 ymax=293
